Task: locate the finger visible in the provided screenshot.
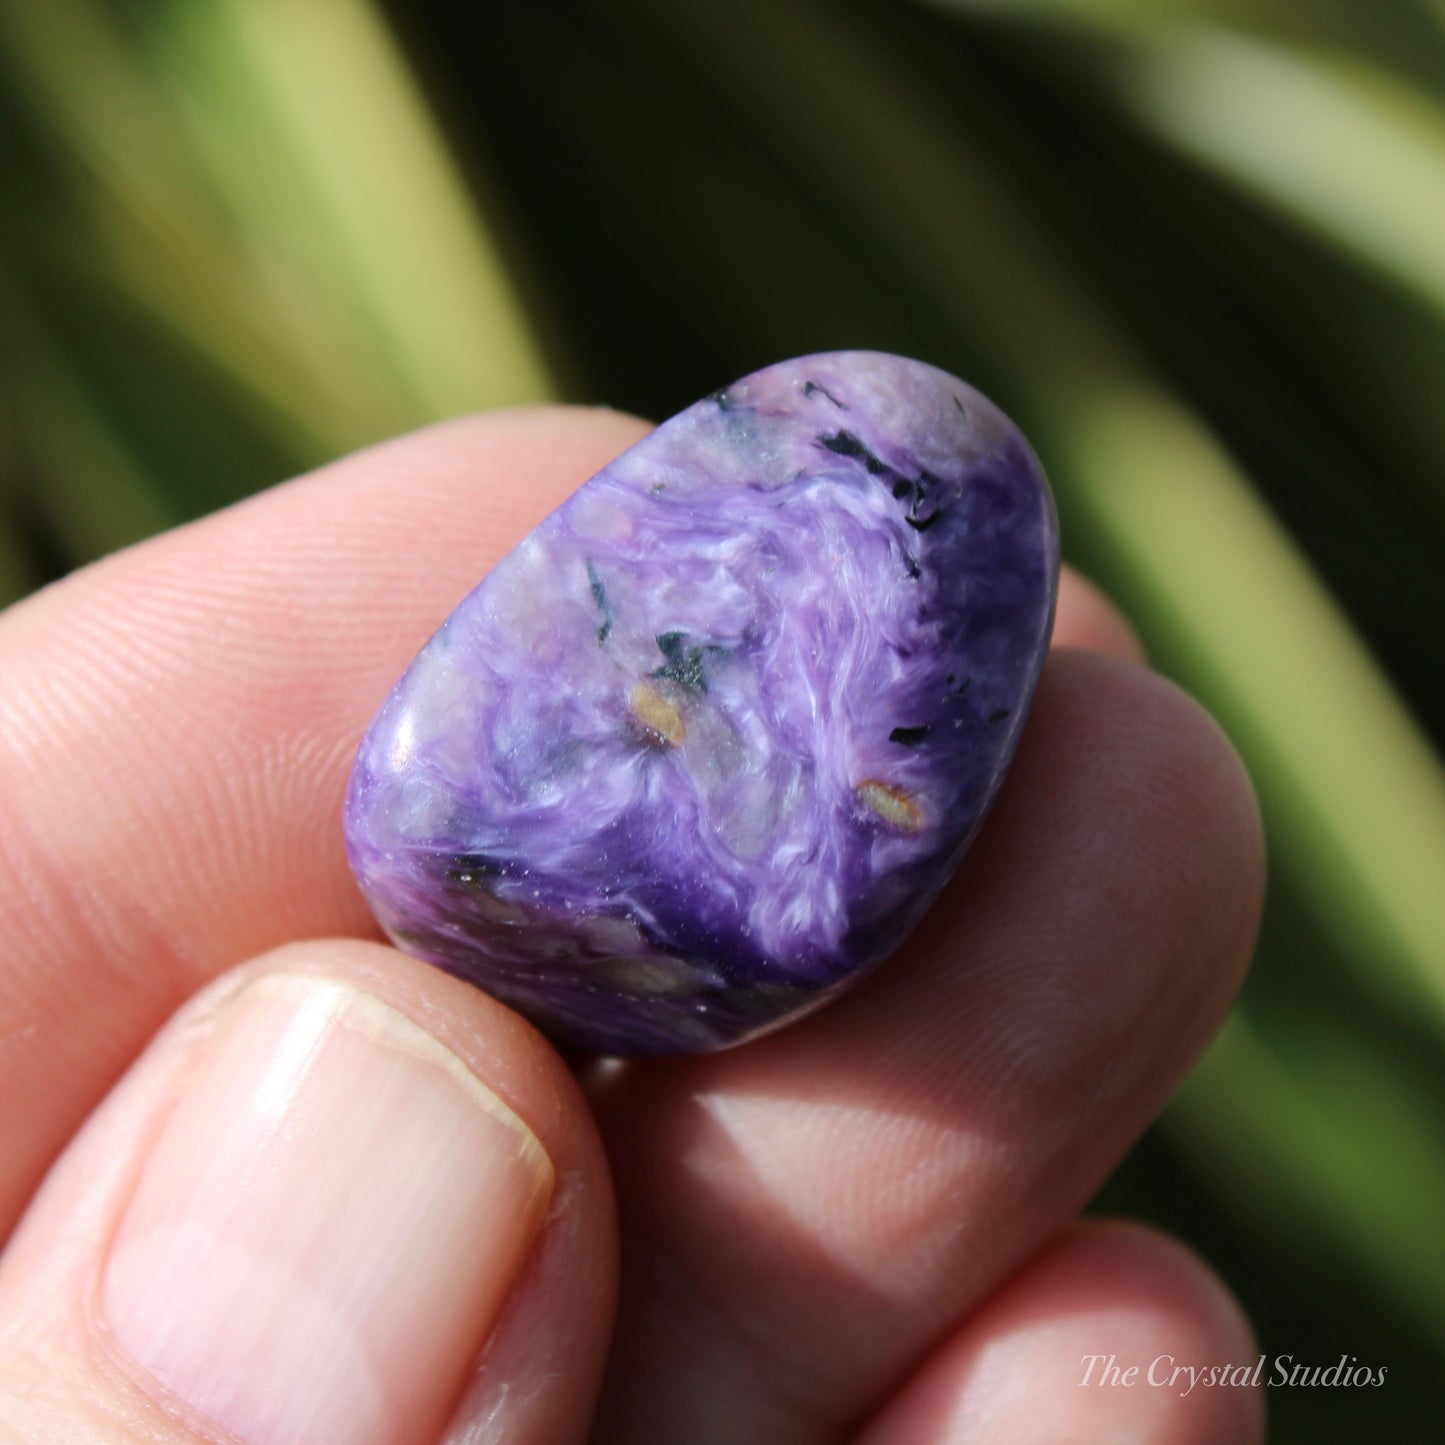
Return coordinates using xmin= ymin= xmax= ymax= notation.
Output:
xmin=0 ymin=401 xmax=1118 ymax=1239
xmin=587 ymin=651 xmax=1264 ymax=1442
xmin=853 ymin=1221 xmax=1264 ymax=1445
xmin=0 ymin=406 xmax=646 ymax=1236
xmin=1052 ymin=568 xmax=1146 ymax=662
xmin=0 ymin=939 xmax=615 ymax=1445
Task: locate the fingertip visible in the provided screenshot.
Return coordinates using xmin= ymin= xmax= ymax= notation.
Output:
xmin=0 ymin=403 xmax=654 ymax=1242
xmin=856 ymin=1219 xmax=1264 ymax=1445
xmin=1006 ymin=648 xmax=1265 ymax=1024
xmin=1052 ymin=567 xmax=1147 ymax=663
xmin=1041 ymin=1219 xmax=1261 ymax=1368
xmin=0 ymin=939 xmax=616 ymax=1445
xmin=1099 ymin=656 xmax=1266 ymax=1007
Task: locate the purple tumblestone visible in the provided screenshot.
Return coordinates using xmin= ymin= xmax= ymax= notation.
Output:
xmin=345 ymin=353 xmax=1058 ymax=1054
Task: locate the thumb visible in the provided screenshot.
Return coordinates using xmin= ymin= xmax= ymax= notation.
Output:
xmin=0 ymin=940 xmax=616 ymax=1445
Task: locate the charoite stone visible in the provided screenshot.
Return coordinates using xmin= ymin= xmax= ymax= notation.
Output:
xmin=345 ymin=353 xmax=1058 ymax=1054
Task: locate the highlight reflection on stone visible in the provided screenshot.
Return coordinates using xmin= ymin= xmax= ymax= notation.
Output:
xmin=345 ymin=353 xmax=1059 ymax=1054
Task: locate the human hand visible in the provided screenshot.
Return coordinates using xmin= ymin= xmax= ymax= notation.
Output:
xmin=0 ymin=409 xmax=1264 ymax=1443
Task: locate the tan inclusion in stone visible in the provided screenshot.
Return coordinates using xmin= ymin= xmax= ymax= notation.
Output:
xmin=629 ymin=680 xmax=687 ymax=746
xmin=856 ymin=780 xmax=924 ymax=832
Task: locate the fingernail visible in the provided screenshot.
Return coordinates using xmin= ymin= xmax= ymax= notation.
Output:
xmin=101 ymin=974 xmax=553 ymax=1445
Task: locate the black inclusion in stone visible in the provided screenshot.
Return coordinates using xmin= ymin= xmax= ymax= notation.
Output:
xmin=443 ymin=853 xmax=505 ymax=886
xmin=587 ymin=559 xmax=614 ymax=642
xmin=803 ymin=379 xmax=848 ymax=409
xmin=818 ymin=429 xmax=891 ymax=477
xmin=653 ymin=631 xmax=710 ymax=691
xmin=893 ymin=472 xmax=943 ymax=530
xmin=889 ymin=725 xmax=931 ymax=746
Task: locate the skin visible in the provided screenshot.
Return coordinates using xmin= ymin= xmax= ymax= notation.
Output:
xmin=0 ymin=408 xmax=1265 ymax=1443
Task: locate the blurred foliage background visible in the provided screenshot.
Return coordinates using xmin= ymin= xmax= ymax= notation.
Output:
xmin=2 ymin=0 xmax=1443 ymax=1437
